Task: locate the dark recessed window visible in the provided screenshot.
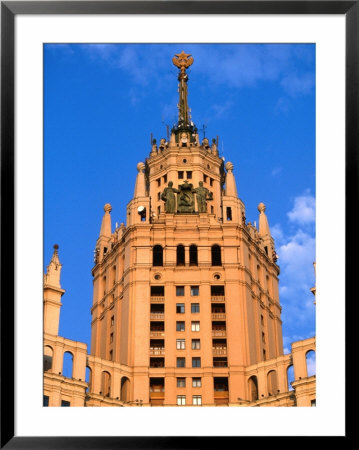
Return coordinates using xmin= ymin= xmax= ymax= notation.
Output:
xmin=151 ymin=285 xmax=164 ymax=296
xmin=186 ymin=171 xmax=192 ymax=179
xmin=192 ymin=339 xmax=200 ymax=350
xmin=61 ymin=400 xmax=71 ymax=407
xmin=177 ymin=377 xmax=186 ymax=387
xmin=211 ymin=285 xmax=225 ymax=296
xmin=189 ymin=245 xmax=198 ymax=266
xmin=178 ymin=171 xmax=184 ymax=179
xmin=210 ymin=178 xmax=214 ymax=186
xmin=176 ymin=245 xmax=185 ymax=266
xmin=226 ymin=207 xmax=232 ymax=221
xmin=153 ymin=245 xmax=163 ymax=266
xmin=211 ymin=245 xmax=222 ymax=266
xmin=43 ymin=395 xmax=49 ymax=407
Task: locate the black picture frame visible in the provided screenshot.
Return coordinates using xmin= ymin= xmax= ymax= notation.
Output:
xmin=1 ymin=1 xmax=353 ymax=447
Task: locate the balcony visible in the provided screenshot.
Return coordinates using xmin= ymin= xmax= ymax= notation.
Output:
xmin=150 ymin=330 xmax=165 ymax=337
xmin=150 ymin=313 xmax=165 ymax=320
xmin=150 ymin=348 xmax=165 ymax=356
xmin=212 ymin=330 xmax=226 ymax=337
xmin=213 ymin=347 xmax=227 ymax=356
xmin=150 ymin=296 xmax=165 ymax=303
xmin=212 ymin=313 xmax=226 ymax=320
xmin=211 ymin=296 xmax=225 ymax=303
xmin=214 ymin=390 xmax=229 ymax=399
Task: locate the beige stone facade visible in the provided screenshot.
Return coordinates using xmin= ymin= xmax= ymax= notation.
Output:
xmin=43 ymin=52 xmax=315 ymax=407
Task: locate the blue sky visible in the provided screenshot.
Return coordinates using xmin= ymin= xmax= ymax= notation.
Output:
xmin=44 ymin=43 xmax=316 ymax=358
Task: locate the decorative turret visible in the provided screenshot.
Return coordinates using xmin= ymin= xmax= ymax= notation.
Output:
xmin=224 ymin=162 xmax=238 ymax=197
xmin=44 ymin=244 xmax=65 ymax=336
xmin=99 ymin=203 xmax=112 ymax=238
xmin=44 ymin=244 xmax=63 ymax=288
xmin=257 ymin=202 xmax=277 ymax=261
xmin=133 ymin=162 xmax=146 ymax=198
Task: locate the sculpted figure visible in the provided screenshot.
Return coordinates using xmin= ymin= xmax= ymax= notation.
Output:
xmin=211 ymin=138 xmax=218 ymax=155
xmin=161 ymin=181 xmax=179 ymax=213
xmin=180 ymin=132 xmax=188 ymax=146
xmin=202 ymin=137 xmax=209 ymax=148
xmin=151 ymin=139 xmax=158 ymax=155
xmin=159 ymin=138 xmax=167 ymax=151
xmin=178 ymin=180 xmax=195 ymax=213
xmin=194 ymin=181 xmax=213 ymax=213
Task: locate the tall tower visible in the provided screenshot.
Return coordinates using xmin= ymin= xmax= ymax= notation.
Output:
xmin=90 ymin=52 xmax=283 ymax=406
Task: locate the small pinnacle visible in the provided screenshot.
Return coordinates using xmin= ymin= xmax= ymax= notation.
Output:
xmin=104 ymin=203 xmax=112 ymax=213
xmin=258 ymin=202 xmax=266 ymax=213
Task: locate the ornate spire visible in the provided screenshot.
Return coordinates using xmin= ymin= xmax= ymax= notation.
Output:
xmin=172 ymin=51 xmax=197 ymax=134
xmin=44 ymin=244 xmax=63 ymax=288
xmin=224 ymin=162 xmax=238 ymax=197
xmin=258 ymin=203 xmax=271 ymax=237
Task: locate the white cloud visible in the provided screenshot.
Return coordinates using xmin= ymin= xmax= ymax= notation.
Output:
xmin=287 ymin=191 xmax=315 ymax=225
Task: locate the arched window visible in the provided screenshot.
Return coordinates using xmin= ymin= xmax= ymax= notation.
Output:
xmin=306 ymin=350 xmax=316 ymax=377
xmin=248 ymin=376 xmax=258 ymax=401
xmin=43 ymin=345 xmax=53 ymax=372
xmin=62 ymin=351 xmax=73 ymax=378
xmin=176 ymin=245 xmax=185 ymax=266
xmin=121 ymin=376 xmax=130 ymax=402
xmin=211 ymin=245 xmax=221 ymax=266
xmin=189 ymin=245 xmax=198 ymax=266
xmin=287 ymin=365 xmax=294 ymax=391
xmin=153 ymin=245 xmax=163 ymax=266
xmin=101 ymin=371 xmax=111 ymax=397
xmin=267 ymin=370 xmax=278 ymax=396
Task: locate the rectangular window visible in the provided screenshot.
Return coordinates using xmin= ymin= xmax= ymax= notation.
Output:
xmin=192 ymin=377 xmax=202 ymax=387
xmin=192 ymin=339 xmax=200 ymax=350
xmin=61 ymin=400 xmax=71 ymax=407
xmin=176 ymin=339 xmax=185 ymax=350
xmin=178 ymin=171 xmax=184 ymax=179
xmin=157 ymin=192 xmax=161 ymax=201
xmin=157 ymin=178 xmax=161 ymax=187
xmin=176 ymin=321 xmax=185 ymax=332
xmin=111 ymin=316 xmax=114 ymax=326
xmin=176 ymin=286 xmax=185 ymax=296
xmin=157 ymin=205 xmax=161 ymax=215
xmin=226 ymin=207 xmax=232 ymax=221
xmin=190 ymin=286 xmax=199 ymax=296
xmin=177 ymin=395 xmax=186 ymax=406
xmin=203 ymin=174 xmax=208 ymax=183
xmin=177 ymin=377 xmax=186 ymax=388
xmin=43 ymin=395 xmax=49 ymax=407
xmin=261 ymin=314 xmax=264 ymax=326
xmin=192 ymin=357 xmax=201 ymax=368
xmin=191 ymin=321 xmax=200 ymax=332
xmin=186 ymin=171 xmax=192 ymax=179
xmin=151 ymin=285 xmax=165 ymax=296
xmin=110 ymin=332 xmax=113 ymax=343
xmin=210 ymin=178 xmax=214 ymax=186
xmin=109 ymin=350 xmax=113 ymax=361
xmin=191 ymin=303 xmax=200 ymax=313
xmin=163 ymin=174 xmax=167 ymax=183
xmin=176 ymin=303 xmax=185 ymax=313
xmin=193 ymin=395 xmax=202 ymax=406
xmin=262 ymin=332 xmax=266 ymax=343
xmin=177 ymin=357 xmax=185 ymax=368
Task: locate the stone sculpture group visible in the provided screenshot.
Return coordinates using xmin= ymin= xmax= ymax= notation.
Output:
xmin=161 ymin=181 xmax=213 ymax=214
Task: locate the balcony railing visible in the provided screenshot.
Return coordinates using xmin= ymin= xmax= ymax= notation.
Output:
xmin=150 ymin=296 xmax=165 ymax=303
xmin=211 ymin=296 xmax=225 ymax=302
xmin=212 ymin=330 xmax=226 ymax=337
xmin=214 ymin=390 xmax=229 ymax=398
xmin=213 ymin=347 xmax=227 ymax=356
xmin=150 ymin=348 xmax=165 ymax=356
xmin=149 ymin=391 xmax=165 ymax=399
xmin=212 ymin=313 xmax=226 ymax=320
xmin=150 ymin=313 xmax=165 ymax=320
xmin=150 ymin=331 xmax=165 ymax=337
